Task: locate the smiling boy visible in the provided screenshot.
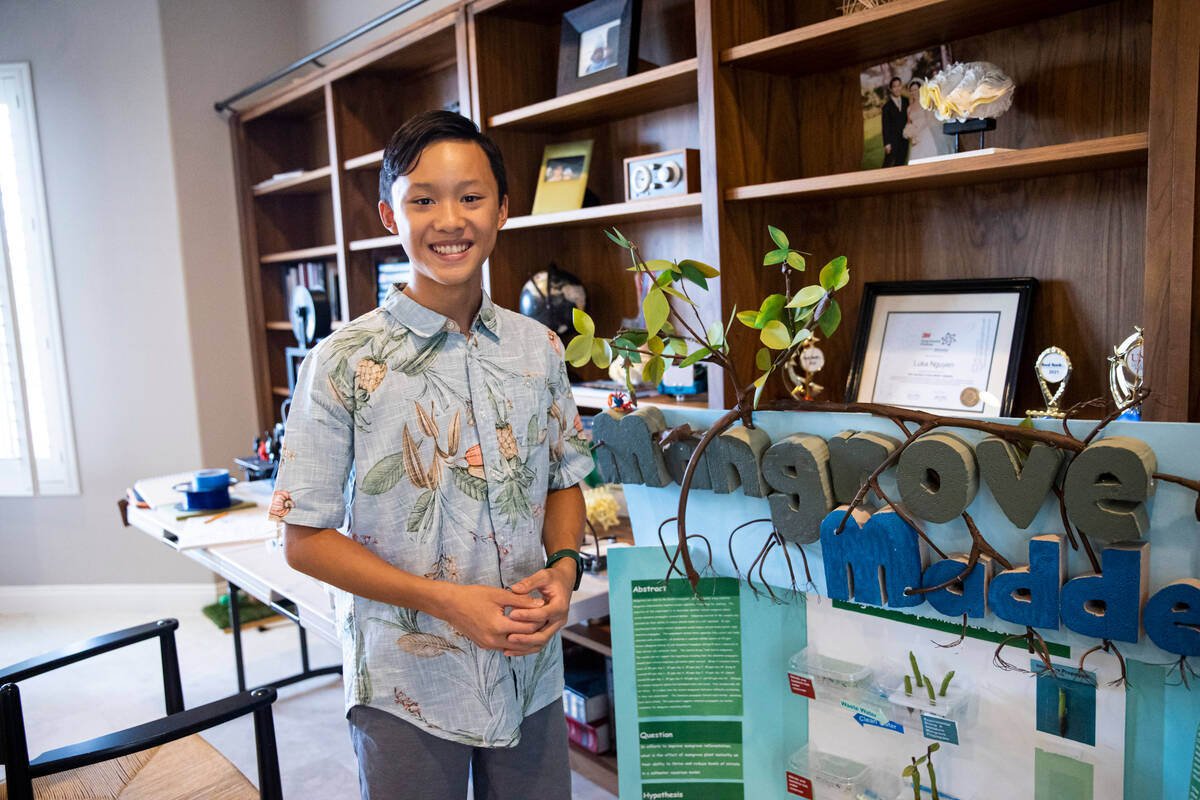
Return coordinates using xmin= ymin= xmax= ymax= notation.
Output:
xmin=269 ymin=111 xmax=593 ymax=799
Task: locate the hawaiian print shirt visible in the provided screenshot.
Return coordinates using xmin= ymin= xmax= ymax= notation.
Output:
xmin=269 ymin=286 xmax=594 ymax=747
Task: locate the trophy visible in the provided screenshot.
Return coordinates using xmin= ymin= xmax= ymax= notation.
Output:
xmin=1027 ymin=346 xmax=1071 ymax=418
xmin=784 ymin=337 xmax=825 ymax=400
xmin=1108 ymin=326 xmax=1144 ymax=420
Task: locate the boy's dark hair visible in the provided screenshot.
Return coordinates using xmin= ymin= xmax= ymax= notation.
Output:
xmin=378 ymin=110 xmax=508 ymax=207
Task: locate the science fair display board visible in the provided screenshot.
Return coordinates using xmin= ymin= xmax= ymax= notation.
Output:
xmin=603 ymin=410 xmax=1200 ymax=800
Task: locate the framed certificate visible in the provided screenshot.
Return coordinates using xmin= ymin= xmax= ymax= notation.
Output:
xmin=846 ymin=278 xmax=1037 ymax=417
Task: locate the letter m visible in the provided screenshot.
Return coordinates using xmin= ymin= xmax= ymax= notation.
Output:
xmin=819 ymin=509 xmax=924 ymax=608
xmin=591 ymin=407 xmax=671 ymax=487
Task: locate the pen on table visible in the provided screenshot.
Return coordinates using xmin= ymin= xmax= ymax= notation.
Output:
xmin=205 ymin=511 xmax=230 ymax=524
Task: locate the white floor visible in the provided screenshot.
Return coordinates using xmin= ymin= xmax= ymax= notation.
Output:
xmin=0 ymin=600 xmax=616 ymax=799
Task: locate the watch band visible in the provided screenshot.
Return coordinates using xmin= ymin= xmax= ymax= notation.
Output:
xmin=546 ymin=548 xmax=583 ymax=591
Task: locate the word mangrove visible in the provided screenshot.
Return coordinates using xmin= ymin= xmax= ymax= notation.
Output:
xmin=593 ymin=407 xmax=1200 ymax=657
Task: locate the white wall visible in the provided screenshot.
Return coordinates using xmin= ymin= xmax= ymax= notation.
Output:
xmin=0 ymin=0 xmax=455 ymax=586
xmin=0 ymin=0 xmax=208 ymax=584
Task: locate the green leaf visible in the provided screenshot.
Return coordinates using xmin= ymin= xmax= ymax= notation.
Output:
xmin=648 ymin=336 xmax=665 ymax=355
xmin=619 ymin=330 xmax=649 ymax=347
xmin=591 ymin=337 xmax=613 ymax=369
xmin=452 ymin=468 xmax=488 ymax=501
xmin=406 ymin=490 xmax=434 ymax=533
xmin=564 ymin=333 xmax=593 ymax=367
xmin=360 ymin=453 xmax=406 ymax=495
xmin=763 ymin=248 xmax=788 ymax=266
xmin=755 ymin=294 xmax=786 ymax=328
xmin=755 ymin=347 xmax=772 ymax=371
xmin=819 ymin=256 xmax=848 ymax=291
xmin=654 ymin=269 xmax=675 ymax=287
xmin=643 ymin=259 xmax=678 ymax=274
xmin=707 ymin=320 xmax=725 ymax=347
xmin=679 ymin=261 xmax=708 ymax=290
xmin=753 ymin=369 xmax=770 ymax=408
xmin=572 ymin=307 xmax=594 ymax=336
xmin=679 ymin=346 xmax=710 ymax=368
xmin=606 ymin=227 xmax=629 ymax=248
xmin=786 ymin=251 xmax=806 ymax=270
xmin=642 ymin=355 xmax=666 ymax=386
xmin=678 ymin=259 xmax=719 ymax=278
xmin=902 ymin=766 xmax=916 ymax=778
xmin=817 ymin=299 xmax=842 ymax=338
xmin=643 ymin=289 xmax=669 ymax=337
xmin=791 ymin=327 xmax=812 ymax=346
xmin=669 ymin=337 xmax=689 ymax=356
xmin=928 ymin=743 xmax=940 ymax=753
xmin=760 ymin=319 xmax=790 ymax=349
xmin=786 ymin=284 xmax=826 ymax=309
xmin=736 ymin=310 xmax=760 ymax=328
xmin=768 ymin=225 xmax=789 ymax=249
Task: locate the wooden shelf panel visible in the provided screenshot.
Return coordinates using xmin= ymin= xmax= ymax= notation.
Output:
xmin=266 ymin=321 xmax=291 ymax=331
xmin=345 ymin=149 xmax=384 ymax=171
xmin=726 ymin=134 xmax=1148 ymax=202
xmin=722 ymin=0 xmax=1108 ymax=75
xmin=562 ymin=622 xmax=612 ymax=657
xmin=251 ymin=166 xmax=332 ymax=196
xmin=260 ymin=244 xmax=339 ymax=264
xmin=349 ymin=234 xmax=405 ymax=252
xmin=272 ymin=386 xmax=291 ymax=398
xmin=505 ymin=193 xmax=702 ymax=231
xmin=573 ymin=384 xmax=708 ymax=412
xmin=487 ymin=59 xmax=698 ymax=132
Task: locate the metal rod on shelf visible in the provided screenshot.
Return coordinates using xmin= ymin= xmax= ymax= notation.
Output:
xmin=213 ymin=0 xmax=429 ymax=114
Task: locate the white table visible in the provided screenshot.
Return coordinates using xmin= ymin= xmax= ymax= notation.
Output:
xmin=122 ymin=478 xmax=612 ymax=690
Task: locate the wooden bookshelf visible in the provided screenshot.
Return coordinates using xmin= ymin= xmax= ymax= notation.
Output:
xmin=251 ymin=166 xmax=332 ymax=196
xmin=721 ymin=0 xmax=1108 ymax=75
xmin=505 ymin=194 xmax=702 ymax=231
xmin=348 ymin=234 xmax=404 ymax=252
xmin=259 ymin=245 xmax=339 ymax=264
xmin=488 ymin=59 xmax=699 ymax=131
xmin=567 ymin=743 xmax=618 ymax=795
xmin=344 ymin=149 xmax=383 ymax=171
xmin=727 ymin=134 xmax=1148 ymax=202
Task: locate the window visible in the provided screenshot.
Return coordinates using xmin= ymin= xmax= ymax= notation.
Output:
xmin=0 ymin=63 xmax=77 ymax=495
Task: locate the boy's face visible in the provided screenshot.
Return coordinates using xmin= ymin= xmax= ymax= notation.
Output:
xmin=378 ymin=139 xmax=508 ymax=292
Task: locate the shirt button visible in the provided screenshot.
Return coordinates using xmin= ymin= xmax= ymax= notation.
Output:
xmin=443 ymin=320 xmax=459 ymax=333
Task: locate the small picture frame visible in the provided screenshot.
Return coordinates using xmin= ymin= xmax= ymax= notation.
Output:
xmin=531 ymin=140 xmax=594 ymax=215
xmin=845 ymin=278 xmax=1037 ymax=416
xmin=557 ymin=0 xmax=640 ymax=96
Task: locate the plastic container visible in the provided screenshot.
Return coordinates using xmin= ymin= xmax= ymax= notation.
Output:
xmin=885 ymin=680 xmax=968 ymax=722
xmin=787 ymin=746 xmax=876 ymax=799
xmin=787 ymin=647 xmax=874 ymax=704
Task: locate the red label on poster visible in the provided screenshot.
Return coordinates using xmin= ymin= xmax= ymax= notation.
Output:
xmin=788 ymin=673 xmax=815 ymax=699
xmin=786 ymin=771 xmax=813 ymax=798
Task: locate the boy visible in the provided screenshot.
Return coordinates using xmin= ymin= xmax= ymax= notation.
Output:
xmin=269 ymin=110 xmax=593 ymax=799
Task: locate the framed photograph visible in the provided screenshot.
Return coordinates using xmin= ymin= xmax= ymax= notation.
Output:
xmin=531 ymin=140 xmax=594 ymax=215
xmin=557 ymin=0 xmax=640 ymax=96
xmin=860 ymin=46 xmax=953 ymax=170
xmin=845 ymin=278 xmax=1037 ymax=417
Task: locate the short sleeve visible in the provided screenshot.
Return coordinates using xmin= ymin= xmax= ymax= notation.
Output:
xmin=546 ymin=335 xmax=595 ymax=490
xmin=269 ymin=343 xmax=354 ymax=529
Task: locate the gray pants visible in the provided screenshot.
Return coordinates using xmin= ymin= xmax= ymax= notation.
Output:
xmin=347 ymin=700 xmax=572 ymax=800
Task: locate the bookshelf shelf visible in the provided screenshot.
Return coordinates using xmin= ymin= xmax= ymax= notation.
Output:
xmin=251 ymin=166 xmax=332 ymax=196
xmin=487 ymin=59 xmax=699 ymax=132
xmin=505 ymin=194 xmax=702 ymax=231
xmin=720 ymin=0 xmax=1106 ymax=75
xmin=345 ymin=149 xmax=384 ymax=171
xmin=260 ymin=244 xmax=339 ymax=264
xmin=271 ymin=386 xmax=291 ymax=398
xmin=726 ymin=134 xmax=1148 ymax=202
xmin=349 ymin=234 xmax=405 ymax=252
xmin=265 ymin=321 xmax=292 ymax=331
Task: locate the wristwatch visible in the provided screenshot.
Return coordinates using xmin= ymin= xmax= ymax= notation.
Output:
xmin=546 ymin=548 xmax=583 ymax=591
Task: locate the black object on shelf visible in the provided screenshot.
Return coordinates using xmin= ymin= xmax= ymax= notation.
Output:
xmin=944 ymin=117 xmax=997 ymax=152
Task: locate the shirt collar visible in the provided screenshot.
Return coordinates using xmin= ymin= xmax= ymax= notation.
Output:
xmin=381 ymin=283 xmax=501 ymax=339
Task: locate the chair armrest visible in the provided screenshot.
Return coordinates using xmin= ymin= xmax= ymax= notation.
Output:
xmin=28 ymin=687 xmax=278 ymax=778
xmin=0 ymin=619 xmax=179 ymax=684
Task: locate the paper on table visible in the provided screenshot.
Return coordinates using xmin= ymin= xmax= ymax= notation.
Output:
xmin=176 ymin=508 xmax=277 ymax=550
xmin=133 ymin=472 xmax=195 ymax=508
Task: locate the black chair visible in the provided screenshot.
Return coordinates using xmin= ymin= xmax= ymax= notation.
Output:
xmin=0 ymin=618 xmax=282 ymax=800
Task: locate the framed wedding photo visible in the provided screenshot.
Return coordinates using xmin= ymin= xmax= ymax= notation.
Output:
xmin=845 ymin=278 xmax=1037 ymax=417
xmin=556 ymin=0 xmax=640 ymax=96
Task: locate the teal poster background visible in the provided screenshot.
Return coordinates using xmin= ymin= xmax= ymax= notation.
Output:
xmin=610 ymin=546 xmax=808 ymax=800
xmin=605 ymin=409 xmax=1200 ymax=798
